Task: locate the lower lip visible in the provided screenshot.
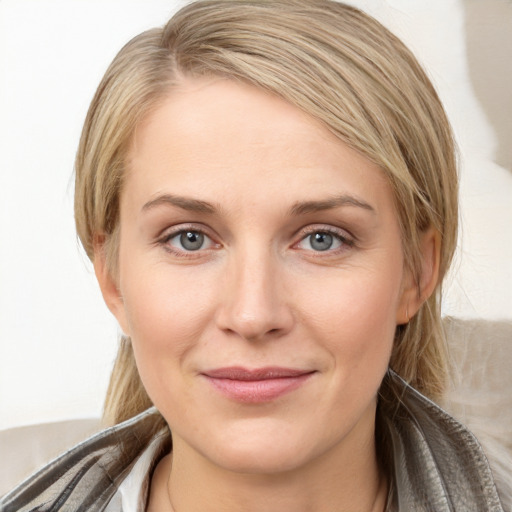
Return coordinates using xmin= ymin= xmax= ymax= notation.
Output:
xmin=203 ymin=373 xmax=314 ymax=403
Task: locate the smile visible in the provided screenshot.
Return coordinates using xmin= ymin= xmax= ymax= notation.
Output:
xmin=201 ymin=367 xmax=316 ymax=403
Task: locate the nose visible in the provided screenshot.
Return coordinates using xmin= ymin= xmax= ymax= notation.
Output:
xmin=215 ymin=246 xmax=294 ymax=342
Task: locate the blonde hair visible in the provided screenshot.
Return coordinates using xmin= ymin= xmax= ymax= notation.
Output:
xmin=74 ymin=0 xmax=458 ymax=426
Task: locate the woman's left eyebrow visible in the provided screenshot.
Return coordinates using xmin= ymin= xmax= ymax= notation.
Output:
xmin=289 ymin=195 xmax=376 ymax=215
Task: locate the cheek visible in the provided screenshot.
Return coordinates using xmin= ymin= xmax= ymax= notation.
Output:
xmin=299 ymin=265 xmax=402 ymax=368
xmin=120 ymin=250 xmax=216 ymax=339
xmin=117 ymin=256 xmax=219 ymax=398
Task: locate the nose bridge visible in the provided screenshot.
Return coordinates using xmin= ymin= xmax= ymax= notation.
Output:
xmin=217 ymin=241 xmax=292 ymax=340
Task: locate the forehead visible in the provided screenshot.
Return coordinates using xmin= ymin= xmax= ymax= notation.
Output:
xmin=130 ymin=77 xmax=336 ymax=166
xmin=124 ymin=77 xmax=393 ymax=216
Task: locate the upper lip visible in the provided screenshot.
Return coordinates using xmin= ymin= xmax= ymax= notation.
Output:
xmin=202 ymin=367 xmax=314 ymax=381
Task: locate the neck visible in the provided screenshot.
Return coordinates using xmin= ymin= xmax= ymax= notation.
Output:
xmin=160 ymin=412 xmax=387 ymax=512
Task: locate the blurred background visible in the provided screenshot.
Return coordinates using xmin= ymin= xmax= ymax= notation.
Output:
xmin=0 ymin=0 xmax=511 ymax=430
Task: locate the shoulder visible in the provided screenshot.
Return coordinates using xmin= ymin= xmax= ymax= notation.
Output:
xmin=380 ymin=371 xmax=509 ymax=511
xmin=0 ymin=408 xmax=167 ymax=512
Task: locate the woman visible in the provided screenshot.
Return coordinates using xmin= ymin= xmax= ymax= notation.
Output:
xmin=1 ymin=1 xmax=507 ymax=511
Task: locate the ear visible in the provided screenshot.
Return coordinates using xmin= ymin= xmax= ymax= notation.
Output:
xmin=93 ymin=234 xmax=131 ymax=336
xmin=396 ymin=226 xmax=441 ymax=325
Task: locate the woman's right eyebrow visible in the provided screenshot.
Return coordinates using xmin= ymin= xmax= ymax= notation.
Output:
xmin=141 ymin=194 xmax=217 ymax=214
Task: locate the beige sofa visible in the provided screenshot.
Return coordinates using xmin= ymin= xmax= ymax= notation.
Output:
xmin=0 ymin=417 xmax=100 ymax=497
xmin=442 ymin=317 xmax=512 ymax=504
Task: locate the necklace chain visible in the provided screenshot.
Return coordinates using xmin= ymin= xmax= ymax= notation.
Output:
xmin=164 ymin=465 xmax=389 ymax=512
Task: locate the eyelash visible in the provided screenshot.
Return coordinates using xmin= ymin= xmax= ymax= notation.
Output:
xmin=157 ymin=224 xmax=219 ymax=259
xmin=157 ymin=224 xmax=355 ymax=258
xmin=293 ymin=225 xmax=355 ymax=255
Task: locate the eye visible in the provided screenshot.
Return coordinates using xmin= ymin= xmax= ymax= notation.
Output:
xmin=165 ymin=229 xmax=214 ymax=252
xmin=295 ymin=229 xmax=352 ymax=253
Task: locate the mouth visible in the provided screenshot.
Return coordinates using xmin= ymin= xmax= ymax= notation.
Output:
xmin=201 ymin=366 xmax=316 ymax=403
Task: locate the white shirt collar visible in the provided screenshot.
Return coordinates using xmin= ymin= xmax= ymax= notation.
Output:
xmin=105 ymin=431 xmax=169 ymax=512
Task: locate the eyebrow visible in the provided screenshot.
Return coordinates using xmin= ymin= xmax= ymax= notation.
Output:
xmin=141 ymin=193 xmax=375 ymax=216
xmin=289 ymin=195 xmax=375 ymax=215
xmin=142 ymin=194 xmax=217 ymax=214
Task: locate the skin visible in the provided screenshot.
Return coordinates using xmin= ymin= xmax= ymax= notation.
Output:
xmin=95 ymin=78 xmax=439 ymax=512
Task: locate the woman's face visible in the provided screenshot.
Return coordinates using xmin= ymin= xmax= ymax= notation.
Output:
xmin=103 ymin=78 xmax=412 ymax=473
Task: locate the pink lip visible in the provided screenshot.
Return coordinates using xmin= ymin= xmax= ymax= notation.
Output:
xmin=202 ymin=367 xmax=315 ymax=403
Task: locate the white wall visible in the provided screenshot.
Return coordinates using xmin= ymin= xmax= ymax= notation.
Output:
xmin=1 ymin=0 xmax=511 ymax=430
xmin=0 ymin=0 xmax=185 ymax=430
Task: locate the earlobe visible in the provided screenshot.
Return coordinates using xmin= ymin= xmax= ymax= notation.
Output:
xmin=397 ymin=227 xmax=441 ymax=325
xmin=93 ymin=234 xmax=131 ymax=336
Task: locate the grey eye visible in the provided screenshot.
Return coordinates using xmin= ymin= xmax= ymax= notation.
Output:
xmin=309 ymin=232 xmax=334 ymax=251
xmin=179 ymin=231 xmax=205 ymax=251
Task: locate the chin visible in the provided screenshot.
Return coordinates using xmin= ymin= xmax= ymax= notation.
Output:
xmin=194 ymin=419 xmax=329 ymax=475
xmin=212 ymin=443 xmax=309 ymax=475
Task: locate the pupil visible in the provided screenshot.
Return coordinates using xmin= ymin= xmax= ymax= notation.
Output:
xmin=180 ymin=231 xmax=204 ymax=251
xmin=311 ymin=232 xmax=333 ymax=251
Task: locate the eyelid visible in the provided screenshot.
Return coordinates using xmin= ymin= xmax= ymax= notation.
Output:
xmin=292 ymin=224 xmax=355 ymax=252
xmin=157 ymin=223 xmax=221 ymax=256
